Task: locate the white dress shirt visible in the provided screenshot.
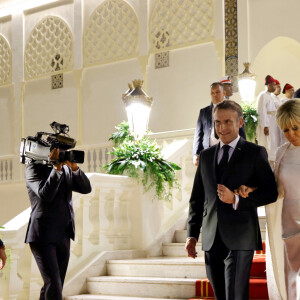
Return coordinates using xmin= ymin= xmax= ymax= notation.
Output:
xmin=218 ymin=135 xmax=240 ymax=210
xmin=209 ymin=104 xmax=219 ymax=147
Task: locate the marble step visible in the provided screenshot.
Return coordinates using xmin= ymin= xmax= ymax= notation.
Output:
xmin=106 ymin=256 xmax=206 ymax=278
xmin=66 ymin=296 xmax=184 ymax=300
xmin=162 ymin=242 xmax=204 ymax=257
xmin=174 ymin=230 xmax=189 ymax=243
xmin=86 ymin=276 xmax=197 ymax=299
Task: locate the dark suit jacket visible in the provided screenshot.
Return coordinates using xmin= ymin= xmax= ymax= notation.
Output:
xmin=193 ymin=103 xmax=246 ymax=156
xmin=25 ymin=164 xmax=91 ymax=243
xmin=187 ymin=138 xmax=278 ymax=251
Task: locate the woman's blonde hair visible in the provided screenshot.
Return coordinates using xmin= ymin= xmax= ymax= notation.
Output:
xmin=276 ymin=99 xmax=300 ymax=129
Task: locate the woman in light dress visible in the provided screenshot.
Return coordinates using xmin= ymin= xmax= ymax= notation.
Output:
xmin=237 ymin=99 xmax=300 ymax=300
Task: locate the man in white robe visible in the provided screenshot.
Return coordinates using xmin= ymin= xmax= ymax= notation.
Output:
xmin=256 ymin=75 xmax=281 ymax=166
xmin=272 ymin=79 xmax=282 ymax=109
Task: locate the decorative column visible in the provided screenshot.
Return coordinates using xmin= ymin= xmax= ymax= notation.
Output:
xmin=224 ymin=0 xmax=238 ymax=90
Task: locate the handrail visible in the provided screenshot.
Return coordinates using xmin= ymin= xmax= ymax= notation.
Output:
xmin=0 ymin=128 xmax=195 ymax=183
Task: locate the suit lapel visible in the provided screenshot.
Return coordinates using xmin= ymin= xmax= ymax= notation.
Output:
xmin=207 ymin=103 xmax=213 ymax=126
xmin=222 ymin=137 xmax=245 ymax=183
xmin=213 ymin=143 xmax=220 ymax=185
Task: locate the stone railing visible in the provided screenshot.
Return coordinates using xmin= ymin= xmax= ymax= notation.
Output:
xmin=0 ymin=174 xmax=138 ymax=299
xmin=0 ymin=129 xmax=195 ymax=299
xmin=0 ymin=155 xmax=14 ymax=183
xmin=75 ymin=142 xmax=114 ymax=174
xmin=76 ymin=128 xmax=195 ymax=174
xmin=0 ymin=129 xmax=195 ymax=183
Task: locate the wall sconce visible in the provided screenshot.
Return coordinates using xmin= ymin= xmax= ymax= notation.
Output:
xmin=238 ymin=62 xmax=256 ymax=102
xmin=122 ymin=80 xmax=153 ymax=139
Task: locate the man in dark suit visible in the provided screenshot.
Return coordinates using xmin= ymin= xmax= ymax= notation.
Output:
xmin=186 ymin=100 xmax=278 ymax=300
xmin=25 ymin=148 xmax=91 ymax=300
xmin=193 ymin=82 xmax=246 ymax=165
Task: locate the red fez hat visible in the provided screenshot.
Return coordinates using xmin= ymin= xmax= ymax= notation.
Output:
xmin=265 ymin=75 xmax=276 ymax=85
xmin=283 ymin=83 xmax=294 ymax=94
xmin=274 ymin=79 xmax=280 ymax=85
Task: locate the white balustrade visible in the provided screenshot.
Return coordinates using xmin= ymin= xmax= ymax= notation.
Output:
xmin=76 ymin=142 xmax=115 ymax=173
xmin=0 ymin=155 xmax=14 ymax=183
xmin=0 ymin=129 xmax=195 ymax=299
xmin=0 ymin=142 xmax=114 ymax=184
xmin=0 ymin=129 xmax=195 ymax=183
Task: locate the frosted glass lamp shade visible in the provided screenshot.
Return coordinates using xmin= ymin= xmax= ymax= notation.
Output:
xmin=238 ymin=62 xmax=256 ymax=103
xmin=122 ymin=80 xmax=153 ymax=139
xmin=238 ymin=78 xmax=256 ymax=102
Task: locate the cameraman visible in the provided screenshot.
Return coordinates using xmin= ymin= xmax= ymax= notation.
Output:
xmin=24 ymin=148 xmax=91 ymax=300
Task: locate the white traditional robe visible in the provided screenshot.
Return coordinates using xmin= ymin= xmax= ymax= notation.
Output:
xmin=273 ymin=94 xmax=282 ymax=109
xmin=281 ymin=97 xmax=292 ymax=104
xmin=256 ymin=90 xmax=281 ymax=161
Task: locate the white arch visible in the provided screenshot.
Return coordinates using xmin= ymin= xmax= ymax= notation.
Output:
xmin=149 ymin=0 xmax=213 ymax=52
xmin=0 ymin=34 xmax=12 ymax=85
xmin=83 ymin=0 xmax=139 ymax=67
xmin=253 ymin=36 xmax=300 ymax=97
xmin=24 ymin=15 xmax=74 ymax=80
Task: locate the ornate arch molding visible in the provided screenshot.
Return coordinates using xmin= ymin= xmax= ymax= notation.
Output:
xmin=24 ymin=16 xmax=74 ymax=80
xmin=83 ymin=0 xmax=139 ymax=67
xmin=149 ymin=0 xmax=213 ymax=52
xmin=0 ymin=34 xmax=12 ymax=86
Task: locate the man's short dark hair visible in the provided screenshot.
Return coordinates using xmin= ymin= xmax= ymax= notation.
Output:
xmin=213 ymin=100 xmax=243 ymax=120
xmin=210 ymin=82 xmax=223 ymax=89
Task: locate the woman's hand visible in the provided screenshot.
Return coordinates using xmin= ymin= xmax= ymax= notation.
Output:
xmin=234 ymin=185 xmax=257 ymax=198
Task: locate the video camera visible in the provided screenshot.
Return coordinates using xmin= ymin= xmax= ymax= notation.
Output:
xmin=20 ymin=121 xmax=84 ymax=165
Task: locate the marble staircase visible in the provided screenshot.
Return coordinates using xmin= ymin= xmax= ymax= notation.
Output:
xmin=66 ymin=217 xmax=266 ymax=300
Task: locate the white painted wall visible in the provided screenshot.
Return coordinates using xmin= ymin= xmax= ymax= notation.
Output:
xmin=81 ymin=59 xmax=142 ymax=145
xmin=148 ymin=43 xmax=222 ymax=132
xmin=253 ymin=37 xmax=300 ymax=97
xmin=0 ymin=0 xmax=225 ymax=156
xmin=246 ymin=0 xmax=300 ymax=97
xmin=248 ymin=0 xmax=300 ymax=65
xmin=1 ymin=0 xmax=300 ymax=223
xmin=23 ymin=73 xmax=79 ymax=140
xmin=0 ymin=86 xmax=13 ymax=155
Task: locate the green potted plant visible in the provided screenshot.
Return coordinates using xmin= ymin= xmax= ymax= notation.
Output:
xmin=241 ymin=103 xmax=258 ymax=143
xmin=104 ymin=122 xmax=181 ymax=201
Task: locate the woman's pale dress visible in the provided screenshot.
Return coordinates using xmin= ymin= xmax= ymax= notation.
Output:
xmin=266 ymin=142 xmax=300 ymax=300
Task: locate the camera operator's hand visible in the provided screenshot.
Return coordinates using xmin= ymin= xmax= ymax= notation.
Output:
xmin=66 ymin=161 xmax=79 ymax=172
xmin=49 ymin=148 xmax=63 ymax=171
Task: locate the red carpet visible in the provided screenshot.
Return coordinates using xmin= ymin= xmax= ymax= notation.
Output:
xmin=190 ymin=242 xmax=268 ymax=300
